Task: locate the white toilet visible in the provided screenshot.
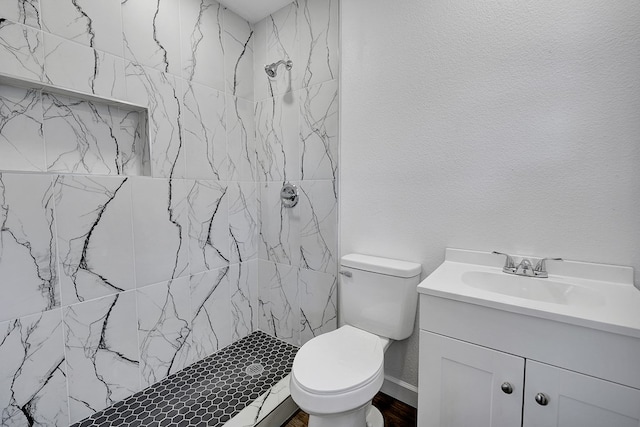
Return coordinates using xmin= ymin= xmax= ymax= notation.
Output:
xmin=290 ymin=254 xmax=421 ymax=427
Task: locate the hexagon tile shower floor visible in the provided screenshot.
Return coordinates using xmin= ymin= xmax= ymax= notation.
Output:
xmin=72 ymin=332 xmax=298 ymax=427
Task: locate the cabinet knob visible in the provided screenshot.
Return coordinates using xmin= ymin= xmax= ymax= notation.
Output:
xmin=535 ymin=393 xmax=549 ymax=406
xmin=500 ymin=382 xmax=513 ymax=394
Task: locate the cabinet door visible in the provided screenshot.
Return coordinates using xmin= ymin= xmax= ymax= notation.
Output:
xmin=418 ymin=331 xmax=524 ymax=427
xmin=524 ymin=361 xmax=640 ymax=427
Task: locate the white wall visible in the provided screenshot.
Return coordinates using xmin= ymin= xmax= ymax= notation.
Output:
xmin=340 ymin=0 xmax=640 ymax=393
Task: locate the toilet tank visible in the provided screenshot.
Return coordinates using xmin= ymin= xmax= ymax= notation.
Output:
xmin=339 ymin=254 xmax=421 ymax=340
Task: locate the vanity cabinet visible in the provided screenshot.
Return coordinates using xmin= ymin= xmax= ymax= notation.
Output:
xmin=419 ymin=330 xmax=640 ymax=427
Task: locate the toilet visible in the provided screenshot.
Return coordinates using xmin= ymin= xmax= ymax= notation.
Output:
xmin=290 ymin=254 xmax=421 ymax=427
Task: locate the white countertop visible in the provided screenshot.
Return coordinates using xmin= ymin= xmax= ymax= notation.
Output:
xmin=418 ymin=248 xmax=640 ymax=339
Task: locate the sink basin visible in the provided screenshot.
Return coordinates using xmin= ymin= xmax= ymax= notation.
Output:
xmin=461 ymin=271 xmax=605 ymax=308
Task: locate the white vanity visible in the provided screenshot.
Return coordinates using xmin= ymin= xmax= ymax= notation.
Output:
xmin=417 ymin=249 xmax=640 ymax=427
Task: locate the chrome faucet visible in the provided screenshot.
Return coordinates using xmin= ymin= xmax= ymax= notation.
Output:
xmin=493 ymin=251 xmax=562 ymax=278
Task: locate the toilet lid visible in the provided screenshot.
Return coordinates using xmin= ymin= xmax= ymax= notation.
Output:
xmin=292 ymin=326 xmax=384 ymax=395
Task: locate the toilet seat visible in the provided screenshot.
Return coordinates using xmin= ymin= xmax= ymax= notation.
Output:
xmin=290 ymin=325 xmax=386 ymax=415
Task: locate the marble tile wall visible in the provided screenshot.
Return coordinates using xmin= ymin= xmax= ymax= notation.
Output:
xmin=254 ymin=0 xmax=339 ymax=347
xmin=0 ymin=0 xmax=257 ymax=425
xmin=0 ymin=0 xmax=338 ymax=425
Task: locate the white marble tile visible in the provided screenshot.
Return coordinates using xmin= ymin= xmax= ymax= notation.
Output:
xmin=223 ymin=8 xmax=253 ymax=100
xmin=43 ymin=33 xmax=126 ymax=99
xmin=0 ymin=19 xmax=44 ymax=81
xmin=229 ymin=181 xmax=258 ymax=264
xmin=122 ymin=0 xmax=181 ymax=76
xmin=0 ymin=309 xmax=68 ymax=426
xmin=131 ymin=177 xmax=190 ymax=288
xmin=299 ymin=268 xmax=337 ymax=345
xmin=229 ymin=260 xmax=257 ymax=341
xmin=224 ymin=374 xmax=291 ymax=427
xmin=300 ymin=79 xmax=338 ymax=181
xmin=43 ymin=94 xmax=141 ymax=175
xmin=54 ymin=176 xmax=135 ymax=306
xmin=0 ymin=173 xmax=58 ymax=323
xmin=181 ymin=80 xmax=227 ymax=180
xmin=0 ymin=84 xmax=45 ymax=172
xmin=298 ymin=180 xmax=337 ymax=274
xmin=258 ymin=260 xmax=299 ymax=346
xmin=40 ymin=0 xmax=123 ymax=57
xmin=190 ymin=268 xmax=232 ymax=361
xmin=299 ymin=0 xmax=339 ymax=88
xmin=64 ymin=292 xmax=140 ymax=424
xmin=255 ymin=92 xmax=300 ymax=182
xmin=258 ymin=181 xmax=300 ymax=266
xmin=125 ymin=62 xmax=185 ymax=178
xmin=187 ymin=179 xmax=230 ymax=274
xmin=180 ymin=0 xmax=225 ymax=91
xmin=137 ymin=276 xmax=193 ymax=388
xmin=0 ymin=0 xmax=41 ymax=28
xmin=265 ymin=3 xmax=301 ymax=97
xmin=116 ymin=109 xmax=150 ymax=176
xmin=252 ymin=18 xmax=268 ymax=102
xmin=227 ymin=95 xmax=256 ymax=182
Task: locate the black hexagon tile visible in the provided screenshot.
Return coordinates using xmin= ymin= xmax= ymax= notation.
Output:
xmin=72 ymin=331 xmax=298 ymax=427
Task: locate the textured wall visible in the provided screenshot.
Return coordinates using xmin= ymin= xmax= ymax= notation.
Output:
xmin=341 ymin=0 xmax=640 ymax=390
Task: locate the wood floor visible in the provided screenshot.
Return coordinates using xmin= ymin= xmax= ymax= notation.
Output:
xmin=281 ymin=392 xmax=417 ymax=427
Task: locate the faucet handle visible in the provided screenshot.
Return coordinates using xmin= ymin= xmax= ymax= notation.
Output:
xmin=534 ymin=257 xmax=563 ymax=275
xmin=493 ymin=251 xmax=516 ymax=271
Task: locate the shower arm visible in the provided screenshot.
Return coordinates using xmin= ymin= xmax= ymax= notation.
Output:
xmin=265 ymin=60 xmax=293 ymax=77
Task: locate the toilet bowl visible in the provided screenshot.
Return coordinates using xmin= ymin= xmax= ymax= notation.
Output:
xmin=290 ymin=254 xmax=421 ymax=427
xmin=290 ymin=325 xmax=390 ymax=427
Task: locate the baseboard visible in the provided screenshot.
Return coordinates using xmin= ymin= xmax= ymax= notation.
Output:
xmin=381 ymin=376 xmax=418 ymax=408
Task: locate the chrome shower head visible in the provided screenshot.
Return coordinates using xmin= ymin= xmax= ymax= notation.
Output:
xmin=265 ymin=60 xmax=293 ymax=78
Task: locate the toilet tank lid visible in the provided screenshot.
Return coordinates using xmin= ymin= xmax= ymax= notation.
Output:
xmin=341 ymin=254 xmax=421 ymax=278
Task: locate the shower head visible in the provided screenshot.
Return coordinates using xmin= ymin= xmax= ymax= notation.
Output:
xmin=265 ymin=60 xmax=293 ymax=78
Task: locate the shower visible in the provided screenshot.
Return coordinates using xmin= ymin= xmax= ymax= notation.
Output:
xmin=265 ymin=59 xmax=293 ymax=78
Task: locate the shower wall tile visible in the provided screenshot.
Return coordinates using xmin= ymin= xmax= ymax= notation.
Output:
xmin=223 ymin=8 xmax=254 ymax=100
xmin=0 ymin=84 xmax=45 ymax=172
xmin=258 ymin=260 xmax=299 ymax=346
xmin=0 ymin=0 xmax=41 ymax=29
xmin=256 ymin=92 xmax=300 ymax=182
xmin=0 ymin=309 xmax=68 ymax=426
xmin=299 ymin=268 xmax=337 ymax=345
xmin=64 ymin=292 xmax=140 ymax=424
xmin=258 ymin=181 xmax=300 ymax=266
xmin=265 ymin=3 xmax=301 ymax=97
xmin=125 ymin=62 xmax=185 ymax=178
xmin=182 ymin=80 xmax=227 ymax=180
xmin=43 ymin=94 xmax=139 ymax=175
xmin=0 ymin=173 xmax=58 ymax=323
xmin=131 ymin=177 xmax=190 ymax=288
xmin=252 ymin=17 xmax=268 ymax=101
xmin=300 ymin=79 xmax=339 ymax=181
xmin=40 ymin=0 xmax=123 ymax=57
xmin=180 ymin=0 xmax=225 ymax=91
xmin=299 ymin=180 xmax=338 ymax=275
xmin=137 ymin=277 xmax=193 ymax=388
xmin=0 ymin=19 xmax=44 ymax=81
xmin=43 ymin=34 xmax=126 ymax=99
xmin=54 ymin=176 xmax=135 ymax=306
xmin=299 ymin=0 xmax=339 ymax=88
xmin=190 ymin=267 xmax=232 ymax=360
xmin=187 ymin=179 xmax=230 ymax=274
xmin=121 ymin=0 xmax=181 ymax=76
xmin=229 ymin=181 xmax=258 ymax=264
xmin=227 ymin=95 xmax=256 ymax=182
xmin=230 ymin=260 xmax=258 ymax=341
